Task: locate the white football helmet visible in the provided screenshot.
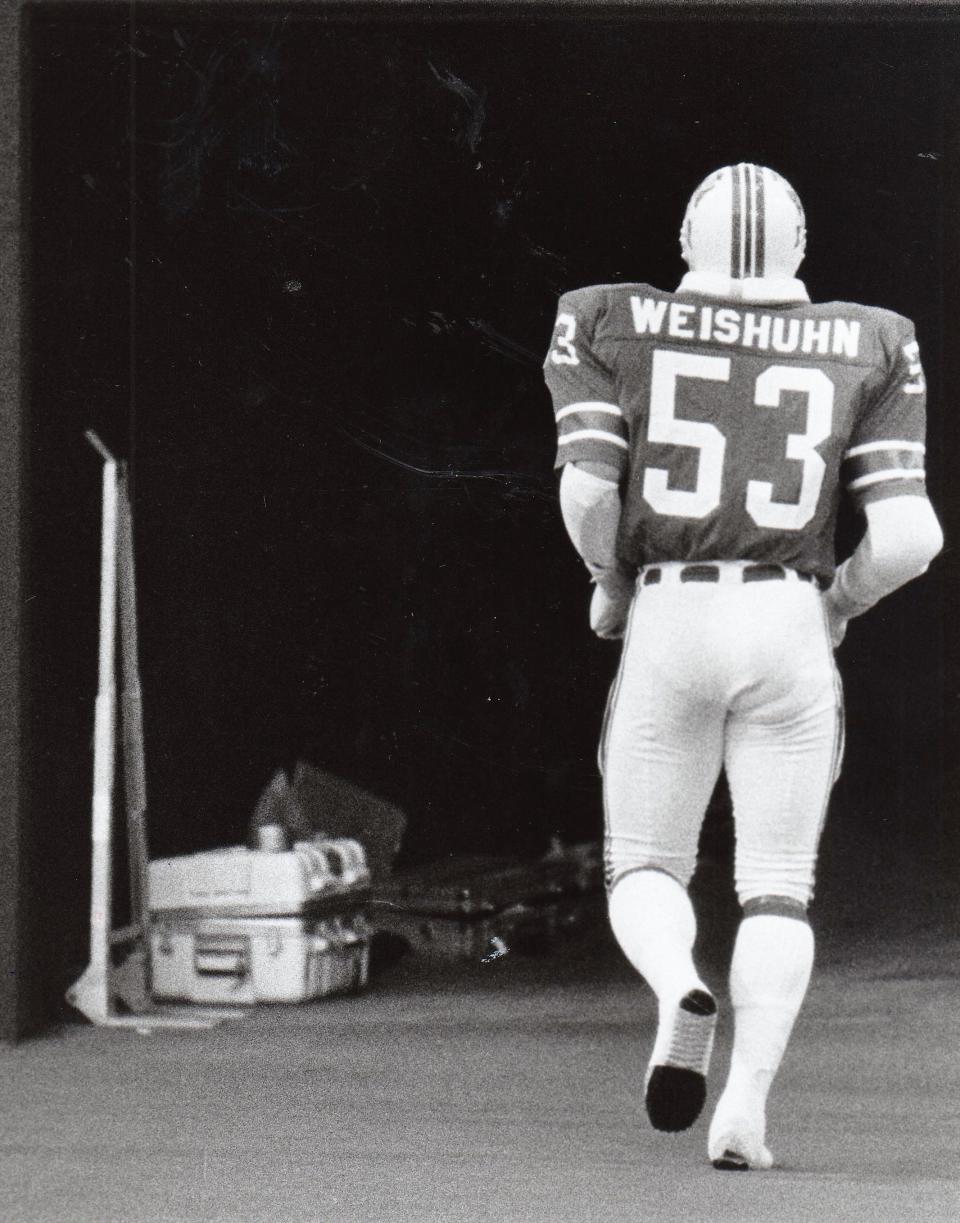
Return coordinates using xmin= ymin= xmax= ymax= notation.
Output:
xmin=680 ymin=164 xmax=806 ymax=280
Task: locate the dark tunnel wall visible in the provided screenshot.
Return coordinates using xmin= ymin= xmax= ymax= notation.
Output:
xmin=25 ymin=7 xmax=960 ymax=1017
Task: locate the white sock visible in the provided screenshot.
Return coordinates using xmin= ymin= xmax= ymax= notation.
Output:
xmin=608 ymin=869 xmax=707 ymax=1006
xmin=713 ymin=914 xmax=814 ymax=1140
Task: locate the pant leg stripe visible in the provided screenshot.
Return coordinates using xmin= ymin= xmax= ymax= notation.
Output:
xmin=817 ymin=667 xmax=844 ymax=845
xmin=794 ymin=596 xmax=845 ymax=906
xmin=814 ymin=601 xmax=845 ymax=856
xmin=599 ymin=589 xmax=641 ymax=889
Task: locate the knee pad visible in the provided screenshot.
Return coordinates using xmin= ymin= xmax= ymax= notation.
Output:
xmin=741 ymin=894 xmax=809 ymax=923
xmin=735 ymin=848 xmax=816 ymax=911
xmin=608 ymin=862 xmax=692 ymax=898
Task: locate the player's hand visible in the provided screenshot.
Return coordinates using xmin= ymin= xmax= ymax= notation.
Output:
xmin=590 ymin=577 xmax=634 ymax=640
xmin=822 ymin=594 xmax=848 ymax=650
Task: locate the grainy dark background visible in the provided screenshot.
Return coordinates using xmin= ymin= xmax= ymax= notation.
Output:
xmin=24 ymin=5 xmax=960 ymax=1017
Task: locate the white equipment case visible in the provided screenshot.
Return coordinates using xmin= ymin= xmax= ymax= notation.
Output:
xmin=149 ymin=839 xmax=371 ymax=1005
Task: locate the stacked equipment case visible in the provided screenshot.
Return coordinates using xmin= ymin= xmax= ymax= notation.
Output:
xmin=148 ymin=838 xmax=370 ymax=1005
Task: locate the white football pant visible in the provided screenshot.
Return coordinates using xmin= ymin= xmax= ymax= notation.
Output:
xmin=601 ymin=563 xmax=843 ymax=907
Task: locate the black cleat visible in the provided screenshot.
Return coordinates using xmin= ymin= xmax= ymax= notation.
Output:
xmin=644 ymin=989 xmax=717 ymax=1133
xmin=646 ymin=1065 xmax=708 ymax=1132
xmin=708 ymin=1110 xmax=774 ymax=1170
xmin=712 ymin=1149 xmax=751 ymax=1171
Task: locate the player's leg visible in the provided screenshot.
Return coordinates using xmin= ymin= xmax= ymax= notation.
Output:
xmin=609 ymin=870 xmax=720 ymax=1133
xmin=602 ymin=586 xmax=726 ymax=1132
xmin=713 ymin=585 xmax=841 ymax=1170
xmin=709 ymin=898 xmax=815 ymax=1171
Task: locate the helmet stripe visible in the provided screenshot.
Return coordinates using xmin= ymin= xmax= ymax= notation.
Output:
xmin=755 ymin=166 xmax=766 ymax=277
xmin=748 ymin=164 xmax=758 ymax=277
xmin=730 ymin=165 xmax=742 ymax=279
xmin=745 ymin=164 xmax=754 ymax=277
xmin=685 ymin=162 xmax=801 ymax=280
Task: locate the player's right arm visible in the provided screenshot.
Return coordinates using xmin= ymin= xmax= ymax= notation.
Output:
xmin=544 ymin=289 xmax=635 ymax=638
xmin=825 ymin=317 xmax=943 ymax=644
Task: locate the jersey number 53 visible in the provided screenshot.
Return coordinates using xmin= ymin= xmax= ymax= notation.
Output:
xmin=644 ymin=349 xmax=833 ymax=531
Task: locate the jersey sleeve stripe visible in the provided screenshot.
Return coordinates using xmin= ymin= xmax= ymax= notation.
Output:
xmin=557 ymin=429 xmax=630 ymax=451
xmin=847 ymin=468 xmax=926 ymax=491
xmin=842 ymin=447 xmax=924 ymax=486
xmin=555 ymin=401 xmax=623 ymax=421
xmin=844 ymin=440 xmax=925 ymax=458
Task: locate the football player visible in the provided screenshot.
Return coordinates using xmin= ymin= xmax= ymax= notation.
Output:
xmin=543 ymin=164 xmax=943 ymax=1170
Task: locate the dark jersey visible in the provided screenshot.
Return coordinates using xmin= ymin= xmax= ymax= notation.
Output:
xmin=543 ymin=282 xmax=928 ymax=584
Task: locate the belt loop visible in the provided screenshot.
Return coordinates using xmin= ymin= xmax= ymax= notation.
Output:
xmin=743 ymin=563 xmax=787 ymax=583
xmin=679 ymin=564 xmax=720 ymax=583
xmin=641 ymin=562 xmax=823 ymax=586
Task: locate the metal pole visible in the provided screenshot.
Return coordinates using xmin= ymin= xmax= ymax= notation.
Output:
xmin=118 ymin=465 xmax=151 ymax=977
xmin=74 ymin=432 xmax=119 ymax=1019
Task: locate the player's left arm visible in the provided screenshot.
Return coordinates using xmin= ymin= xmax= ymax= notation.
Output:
xmin=826 ymin=495 xmax=943 ymax=632
xmin=825 ymin=320 xmax=944 ymax=641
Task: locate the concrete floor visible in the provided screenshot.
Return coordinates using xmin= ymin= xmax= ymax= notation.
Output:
xmin=1 ymin=905 xmax=958 ymax=1223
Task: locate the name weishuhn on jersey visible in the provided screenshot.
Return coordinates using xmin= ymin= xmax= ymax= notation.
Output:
xmin=630 ymin=295 xmax=861 ymax=358
xmin=544 ymin=278 xmax=928 ymax=586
